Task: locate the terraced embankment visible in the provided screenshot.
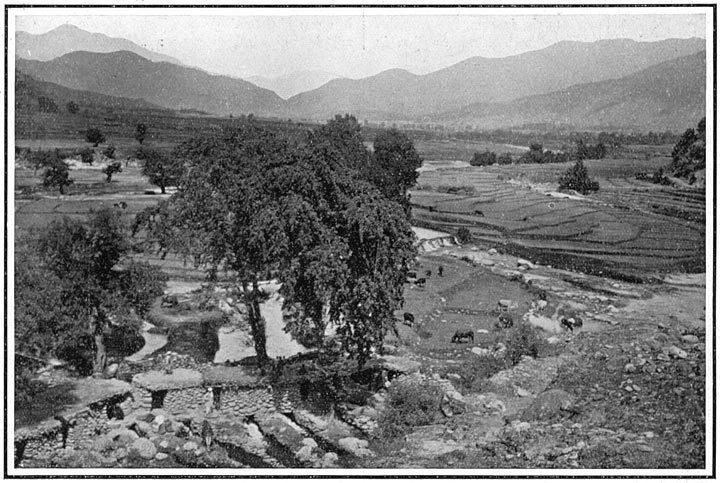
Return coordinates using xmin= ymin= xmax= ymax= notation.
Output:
xmin=411 ymin=163 xmax=705 ymax=281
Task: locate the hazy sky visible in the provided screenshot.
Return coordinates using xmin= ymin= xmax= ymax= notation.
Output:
xmin=13 ymin=8 xmax=708 ymax=79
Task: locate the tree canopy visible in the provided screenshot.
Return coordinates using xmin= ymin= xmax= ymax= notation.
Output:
xmin=34 ymin=208 xmax=166 ymax=374
xmin=136 ymin=120 xmax=416 ymax=369
xmin=137 ymin=147 xmax=184 ymax=194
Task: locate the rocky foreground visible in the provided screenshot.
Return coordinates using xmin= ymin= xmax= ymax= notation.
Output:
xmin=17 ymin=245 xmax=708 ymax=472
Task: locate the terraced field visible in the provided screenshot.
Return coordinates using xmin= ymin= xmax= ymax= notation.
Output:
xmin=411 ymin=160 xmax=705 ymax=281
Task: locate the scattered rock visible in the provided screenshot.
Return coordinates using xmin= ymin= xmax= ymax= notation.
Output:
xmin=521 ymin=389 xmax=576 ymax=421
xmin=517 ymin=258 xmax=537 ymax=269
xmin=638 ymin=445 xmax=654 ymax=453
xmin=131 ymin=438 xmax=157 ymax=460
xmin=183 ymin=441 xmax=199 ymax=452
xmin=681 ymin=334 xmax=700 ymax=344
xmin=155 ymin=452 xmax=168 ymax=461
xmin=516 ymin=387 xmax=532 ymax=397
xmin=320 ymin=452 xmax=339 ymax=468
xmin=338 ymin=437 xmax=374 ymax=458
xmin=488 ymin=248 xmax=498 ymax=255
xmin=624 ymin=363 xmax=637 ymax=374
xmin=103 ymin=363 xmax=119 ymax=379
xmin=132 ymin=421 xmax=152 ymax=438
xmin=666 ymin=346 xmax=688 ymax=359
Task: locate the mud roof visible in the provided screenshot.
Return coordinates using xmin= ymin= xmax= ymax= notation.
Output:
xmin=132 ymin=368 xmax=203 ymax=391
xmin=201 ymin=365 xmax=264 ymax=387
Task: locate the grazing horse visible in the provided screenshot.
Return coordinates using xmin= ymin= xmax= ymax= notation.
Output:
xmin=561 ymin=316 xmax=583 ymax=332
xmin=451 ymin=330 xmax=474 ymax=343
xmin=403 ymin=312 xmax=415 ymax=327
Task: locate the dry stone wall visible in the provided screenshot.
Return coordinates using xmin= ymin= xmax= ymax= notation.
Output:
xmin=218 ymin=387 xmax=275 ymax=417
xmin=15 ymin=420 xmax=64 ymax=464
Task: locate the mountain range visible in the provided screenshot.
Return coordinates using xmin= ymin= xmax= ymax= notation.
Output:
xmin=16 ymin=51 xmax=288 ymax=118
xmin=286 ymin=38 xmax=706 ymax=120
xmin=14 ymin=25 xmax=707 ymax=132
xmin=432 ymin=51 xmax=706 ymax=132
xmin=16 ymin=24 xmax=183 ymax=65
xmin=245 ymin=71 xmax=344 ymax=99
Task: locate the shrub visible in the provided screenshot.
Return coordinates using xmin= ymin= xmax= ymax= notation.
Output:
xmin=456 ymin=227 xmax=472 ymax=244
xmin=558 ymin=160 xmax=599 ymax=194
xmin=503 ymin=322 xmax=547 ymax=365
xmin=459 ymin=354 xmax=510 ymax=392
xmin=378 ymin=378 xmax=444 ymax=438
xmin=470 ymin=150 xmax=496 ymax=166
xmin=102 ymin=144 xmax=116 ymax=160
xmin=79 ymin=148 xmax=95 ymax=165
xmin=85 ymin=128 xmax=106 ymax=147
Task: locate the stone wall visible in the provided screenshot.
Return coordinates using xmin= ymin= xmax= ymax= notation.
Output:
xmin=218 ymin=387 xmax=275 ymax=417
xmin=15 ymin=420 xmax=64 ymax=465
xmin=164 ymin=387 xmax=207 ymax=415
xmin=63 ymin=400 xmax=112 ymax=450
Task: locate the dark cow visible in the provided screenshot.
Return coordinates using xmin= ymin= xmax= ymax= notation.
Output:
xmin=425 ymin=269 xmax=432 ymax=277
xmin=403 ymin=312 xmax=415 ymax=327
xmin=451 ymin=330 xmax=474 ymax=343
xmin=414 ymin=278 xmax=426 ymax=287
xmin=495 ymin=313 xmax=514 ymax=329
xmin=438 ymin=265 xmax=444 ymax=277
xmin=161 ymin=294 xmax=179 ymax=307
xmin=561 ymin=316 xmax=583 ymax=332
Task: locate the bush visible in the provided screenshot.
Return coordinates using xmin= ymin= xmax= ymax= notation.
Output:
xmin=504 ymin=322 xmax=547 ymax=365
xmin=102 ymin=161 xmax=123 ymax=182
xmin=378 ymin=378 xmax=444 ymax=438
xmin=85 ymin=128 xmax=106 ymax=147
xmin=558 ymin=160 xmax=599 ymax=194
xmin=456 ymin=227 xmax=472 ymax=244
xmin=79 ymin=148 xmax=95 ymax=165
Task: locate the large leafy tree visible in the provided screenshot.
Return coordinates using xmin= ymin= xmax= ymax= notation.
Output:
xmin=137 ymin=147 xmax=185 ymax=194
xmin=670 ymin=117 xmax=705 ymax=181
xmin=35 ymin=208 xmax=166 ymax=374
xmin=136 ymin=121 xmax=416 ymax=370
xmin=366 ymin=129 xmax=423 ymax=216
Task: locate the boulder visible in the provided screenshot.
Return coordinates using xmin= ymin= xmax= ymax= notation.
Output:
xmin=517 ymin=259 xmax=537 ymax=269
xmin=132 ymin=421 xmax=153 ymax=438
xmin=320 ymin=452 xmax=339 ymax=468
xmin=103 ymin=363 xmax=119 ymax=379
xmin=131 ymin=438 xmax=157 ymax=460
xmin=681 ymin=334 xmax=700 ymax=344
xmin=155 ymin=452 xmax=169 ymax=461
xmin=183 ymin=441 xmax=199 ymax=452
xmin=520 ymin=389 xmax=576 ymax=421
xmin=338 ymin=437 xmax=374 ymax=458
xmin=665 ymin=345 xmax=688 ymax=359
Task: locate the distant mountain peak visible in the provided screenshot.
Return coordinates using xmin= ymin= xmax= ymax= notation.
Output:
xmin=15 ymin=24 xmax=184 ymax=65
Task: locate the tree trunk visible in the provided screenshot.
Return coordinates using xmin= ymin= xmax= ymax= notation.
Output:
xmin=93 ymin=332 xmax=107 ymax=375
xmin=91 ymin=309 xmax=107 ymax=375
xmin=243 ymin=281 xmax=269 ymax=368
xmin=160 ymin=185 xmax=166 ymax=194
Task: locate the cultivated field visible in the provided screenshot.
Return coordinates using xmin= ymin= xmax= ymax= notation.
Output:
xmin=411 ymin=156 xmax=705 ymax=281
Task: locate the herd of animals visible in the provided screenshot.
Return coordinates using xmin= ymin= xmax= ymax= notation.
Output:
xmin=399 ymin=265 xmax=584 ymax=345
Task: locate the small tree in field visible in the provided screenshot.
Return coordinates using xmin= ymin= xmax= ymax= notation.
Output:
xmin=66 ymin=101 xmax=79 ymax=114
xmin=102 ymin=161 xmax=123 ymax=183
xmin=85 ymin=128 xmax=106 ymax=147
xmin=103 ymin=144 xmax=116 ymax=160
xmin=135 ymin=123 xmax=147 ymax=145
xmin=137 ymin=147 xmax=183 ymax=194
xmin=558 ymin=160 xmax=599 ymax=195
xmin=42 ymin=159 xmax=73 ymax=194
xmin=79 ymin=148 xmax=95 ymax=165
